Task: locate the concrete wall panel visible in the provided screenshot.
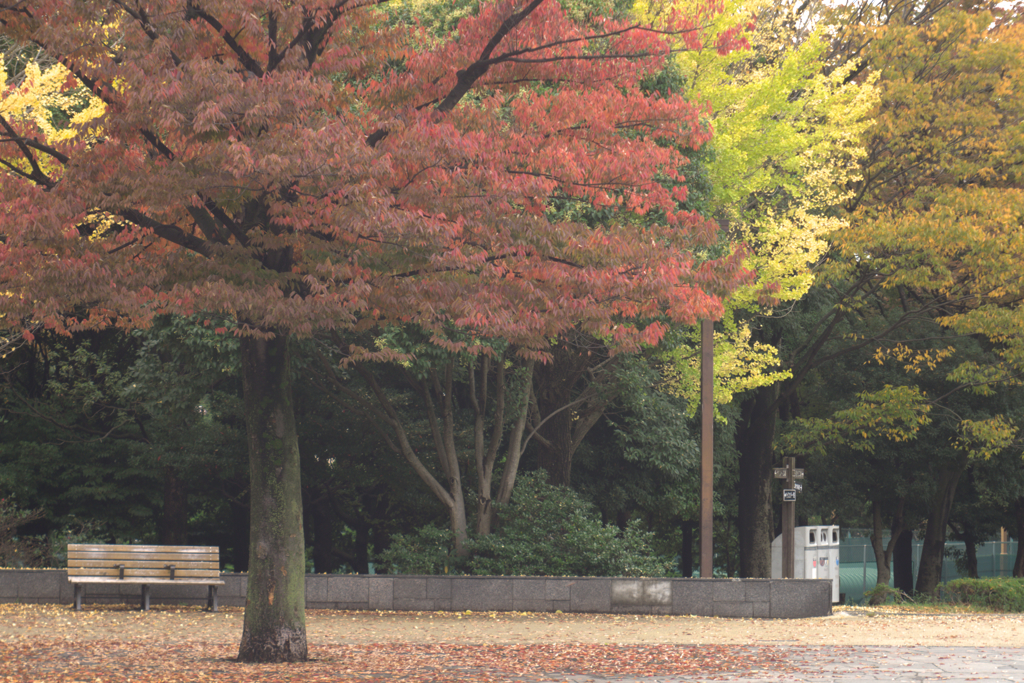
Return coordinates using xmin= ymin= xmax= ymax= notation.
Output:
xmin=0 ymin=570 xmax=831 ymax=618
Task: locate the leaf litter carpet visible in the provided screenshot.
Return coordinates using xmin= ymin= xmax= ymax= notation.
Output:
xmin=2 ymin=640 xmax=816 ymax=682
xmin=1 ymin=604 xmax=1020 ymax=682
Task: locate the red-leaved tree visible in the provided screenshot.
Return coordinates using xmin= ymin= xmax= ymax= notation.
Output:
xmin=0 ymin=0 xmax=749 ymax=662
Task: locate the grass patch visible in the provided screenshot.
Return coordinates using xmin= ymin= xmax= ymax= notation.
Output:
xmin=942 ymin=577 xmax=1024 ymax=612
xmin=857 ymin=582 xmax=997 ymax=613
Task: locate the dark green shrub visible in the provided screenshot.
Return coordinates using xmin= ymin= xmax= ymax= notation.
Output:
xmin=943 ymin=577 xmax=1024 ymax=612
xmin=378 ymin=472 xmax=674 ymax=577
xmin=466 ymin=473 xmax=672 ymax=577
xmin=376 ymin=524 xmax=460 ymax=575
xmin=1 ymin=493 xmax=108 ymax=568
xmin=0 ymin=495 xmax=45 ymax=567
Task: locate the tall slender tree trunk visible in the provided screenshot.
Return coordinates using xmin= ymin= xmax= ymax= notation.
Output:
xmin=534 ymin=347 xmax=581 ymax=487
xmin=963 ymin=531 xmax=979 ymax=579
xmin=309 ymin=494 xmax=341 ymax=574
xmin=869 ymin=501 xmax=891 ymax=603
xmin=1014 ymin=497 xmax=1024 ymax=577
xmin=868 ymin=498 xmax=906 ymax=604
xmin=893 ymin=529 xmax=914 ymax=594
xmin=479 ymin=360 xmax=532 ymax=536
xmin=237 ymin=335 xmax=307 ymax=663
xmin=352 ymin=520 xmax=371 ymax=575
xmin=228 ymin=495 xmax=251 ymax=573
xmin=449 ymin=493 xmax=469 ymax=557
xmin=915 ymin=462 xmax=965 ymax=596
xmin=680 ymin=521 xmax=694 ymax=577
xmin=160 ymin=466 xmax=188 ymax=545
xmin=536 ymin=411 xmax=574 ymax=486
xmin=474 ymin=357 xmax=503 ymax=536
xmin=736 ymin=383 xmax=778 ymax=578
xmin=532 ymin=343 xmax=611 ymax=487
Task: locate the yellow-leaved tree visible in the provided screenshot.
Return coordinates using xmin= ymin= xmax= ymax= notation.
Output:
xmin=0 ymin=47 xmax=104 ymax=152
xmin=798 ymin=5 xmax=1024 ymax=595
xmin=1 ymin=45 xmax=104 ymax=355
xmin=639 ymin=0 xmax=877 ymax=577
xmin=646 ymin=0 xmax=877 ymax=413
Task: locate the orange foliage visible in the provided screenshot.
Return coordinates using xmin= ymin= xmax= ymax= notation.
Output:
xmin=0 ymin=0 xmax=751 ymax=351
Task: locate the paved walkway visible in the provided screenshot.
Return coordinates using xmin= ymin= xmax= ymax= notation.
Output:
xmin=551 ymin=646 xmax=1024 ymax=682
xmin=762 ymin=646 xmax=1024 ymax=683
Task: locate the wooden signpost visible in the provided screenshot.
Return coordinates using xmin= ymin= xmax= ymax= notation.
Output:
xmin=774 ymin=457 xmax=803 ymax=578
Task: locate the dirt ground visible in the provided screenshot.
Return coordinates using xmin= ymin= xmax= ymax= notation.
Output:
xmin=1 ymin=604 xmax=1022 ymax=648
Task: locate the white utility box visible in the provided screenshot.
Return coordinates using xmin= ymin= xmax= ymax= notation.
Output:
xmin=771 ymin=525 xmax=840 ymax=603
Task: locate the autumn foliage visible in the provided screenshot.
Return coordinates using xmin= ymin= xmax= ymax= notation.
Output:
xmin=0 ymin=0 xmax=750 ymax=352
xmin=0 ymin=0 xmax=750 ymax=663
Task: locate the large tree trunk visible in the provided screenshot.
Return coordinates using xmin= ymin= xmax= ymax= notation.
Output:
xmin=915 ymin=461 xmax=965 ymax=596
xmin=736 ymin=383 xmax=778 ymax=578
xmin=237 ymin=335 xmax=307 ymax=663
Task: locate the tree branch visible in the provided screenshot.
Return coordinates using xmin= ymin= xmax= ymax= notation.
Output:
xmin=437 ymin=0 xmax=546 ymax=114
xmin=185 ymin=1 xmax=265 ymax=77
xmin=117 ymin=209 xmax=214 ymax=258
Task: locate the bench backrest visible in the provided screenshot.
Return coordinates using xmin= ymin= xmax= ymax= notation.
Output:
xmin=67 ymin=544 xmax=220 ymax=580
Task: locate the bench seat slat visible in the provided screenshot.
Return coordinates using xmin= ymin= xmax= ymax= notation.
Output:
xmin=69 ymin=558 xmax=217 ymax=565
xmin=68 ymin=568 xmax=220 ymax=578
xmin=68 ymin=564 xmax=219 ymax=572
xmin=69 ymin=552 xmax=217 ymax=561
xmin=68 ymin=577 xmax=225 ymax=585
xmin=68 ymin=544 xmax=219 ymax=553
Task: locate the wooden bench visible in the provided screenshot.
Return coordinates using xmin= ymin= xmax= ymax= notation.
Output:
xmin=68 ymin=544 xmax=224 ymax=611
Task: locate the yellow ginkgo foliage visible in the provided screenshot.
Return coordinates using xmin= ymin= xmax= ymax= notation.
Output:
xmin=637 ymin=0 xmax=878 ymax=412
xmin=660 ymin=323 xmax=791 ymax=416
xmin=0 ymin=53 xmax=105 ymax=146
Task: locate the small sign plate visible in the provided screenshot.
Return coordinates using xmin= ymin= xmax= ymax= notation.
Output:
xmin=782 ymin=489 xmax=797 ymax=502
xmin=774 ymin=468 xmax=806 ymax=479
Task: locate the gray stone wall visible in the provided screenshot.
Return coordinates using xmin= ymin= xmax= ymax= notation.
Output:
xmin=0 ymin=570 xmax=831 ymax=618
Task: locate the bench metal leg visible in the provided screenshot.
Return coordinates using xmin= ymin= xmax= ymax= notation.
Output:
xmin=74 ymin=585 xmax=83 ymax=611
xmin=141 ymin=584 xmax=151 ymax=611
xmin=207 ymin=585 xmax=219 ymax=612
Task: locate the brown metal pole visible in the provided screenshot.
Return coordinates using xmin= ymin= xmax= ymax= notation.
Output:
xmin=700 ymin=319 xmax=714 ymax=578
xmin=783 ymin=456 xmax=795 ymax=578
